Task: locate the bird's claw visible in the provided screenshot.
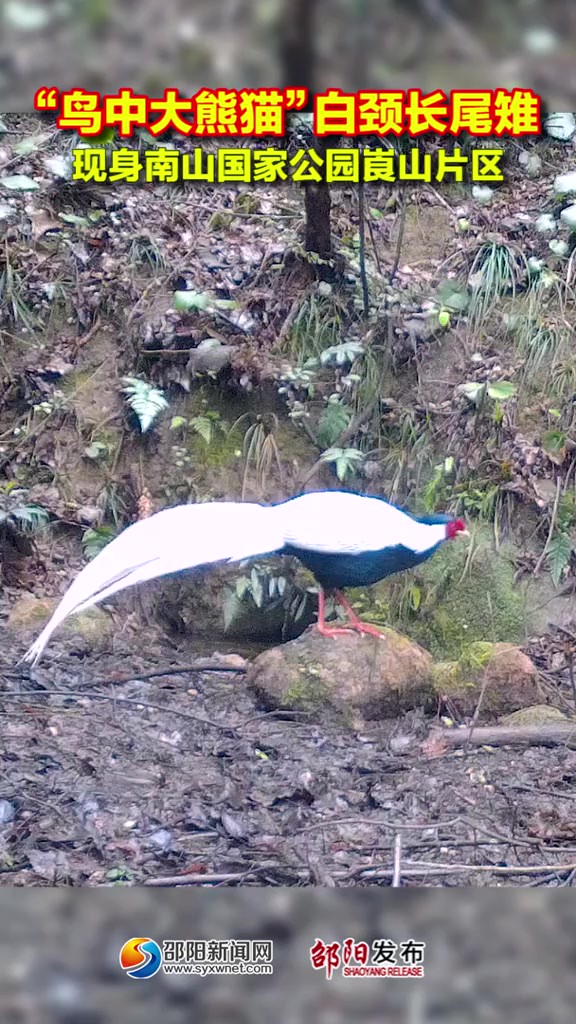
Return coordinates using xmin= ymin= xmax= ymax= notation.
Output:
xmin=316 ymin=620 xmax=385 ymax=640
xmin=315 ymin=624 xmax=357 ymax=637
xmin=347 ymin=621 xmax=386 ymax=640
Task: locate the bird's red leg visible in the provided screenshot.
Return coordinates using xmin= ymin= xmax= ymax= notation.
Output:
xmin=315 ymin=587 xmax=355 ymax=637
xmin=332 ymin=590 xmax=386 ymax=640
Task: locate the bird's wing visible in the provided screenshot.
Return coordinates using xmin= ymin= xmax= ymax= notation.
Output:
xmin=22 ymin=502 xmax=285 ymax=665
xmin=274 ymin=491 xmax=437 ymax=554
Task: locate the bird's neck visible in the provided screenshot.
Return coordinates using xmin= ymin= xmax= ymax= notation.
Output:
xmin=412 ymin=522 xmax=446 ymax=553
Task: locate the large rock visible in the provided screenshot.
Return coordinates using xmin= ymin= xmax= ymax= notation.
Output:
xmin=7 ymin=594 xmax=115 ymax=656
xmin=246 ymin=626 xmax=436 ymax=725
xmin=500 ymin=705 xmax=569 ymax=726
xmin=432 ymin=641 xmax=543 ymax=717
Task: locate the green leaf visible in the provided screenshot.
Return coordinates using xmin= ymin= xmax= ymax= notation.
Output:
xmin=0 ymin=174 xmax=39 ymax=191
xmin=105 ymin=866 xmax=134 ymax=882
xmin=250 ymin=568 xmax=264 ymax=608
xmin=88 ymin=127 xmax=117 ymax=147
xmin=0 ymin=480 xmax=19 ymax=495
xmin=14 ymin=132 xmax=51 ymax=156
xmin=316 ymin=403 xmax=352 ymax=447
xmin=173 ymin=290 xmax=212 ymax=311
xmin=437 ymin=280 xmax=469 ymax=313
xmin=223 ymin=591 xmax=242 ymax=632
xmin=542 ymin=429 xmax=566 ymax=454
xmin=547 ymin=532 xmax=572 ymax=586
xmin=486 ymin=381 xmax=517 ymax=401
xmin=170 ymin=415 xmax=187 ymax=431
xmin=320 ymin=341 xmax=364 ymax=367
xmin=462 ymin=382 xmax=484 ymax=403
xmin=8 ymin=504 xmax=49 ymax=532
xmin=235 ymin=576 xmax=251 ymax=600
xmin=190 ymin=415 xmax=214 ymax=444
xmin=293 ymin=593 xmax=309 ymax=621
xmin=82 ymin=526 xmax=116 ymax=560
xmin=59 ymin=213 xmax=90 ymax=227
xmin=320 ymin=446 xmax=364 ymax=482
xmin=438 ymin=309 xmax=451 ymax=327
xmin=121 ymin=377 xmax=168 ymax=433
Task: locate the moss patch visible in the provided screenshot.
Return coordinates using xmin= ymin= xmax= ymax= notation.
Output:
xmin=8 ymin=595 xmax=114 ymax=650
xmin=283 ymin=657 xmax=331 ymax=709
xmin=500 ymin=705 xmax=568 ymax=726
xmin=431 ymin=643 xmax=506 ymax=696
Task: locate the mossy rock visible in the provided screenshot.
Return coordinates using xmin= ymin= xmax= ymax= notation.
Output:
xmin=348 ymin=531 xmax=531 ymax=661
xmin=247 ymin=625 xmax=436 ymax=726
xmin=500 ymin=705 xmax=569 ymax=726
xmin=8 ymin=595 xmax=114 ymax=654
xmin=431 ymin=641 xmax=543 ymax=718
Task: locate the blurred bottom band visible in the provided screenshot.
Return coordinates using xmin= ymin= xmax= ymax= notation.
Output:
xmin=0 ymin=888 xmax=574 ymax=1023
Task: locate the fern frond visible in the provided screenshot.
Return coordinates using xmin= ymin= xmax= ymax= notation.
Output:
xmin=121 ymin=377 xmax=168 ymax=433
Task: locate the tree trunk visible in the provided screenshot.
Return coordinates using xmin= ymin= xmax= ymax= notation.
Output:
xmin=278 ymin=0 xmax=332 ymax=261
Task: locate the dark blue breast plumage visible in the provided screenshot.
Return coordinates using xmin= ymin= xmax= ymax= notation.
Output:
xmin=282 ymin=540 xmax=443 ymax=589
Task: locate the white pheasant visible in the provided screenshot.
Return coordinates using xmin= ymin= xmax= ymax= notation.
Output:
xmin=22 ymin=491 xmax=468 ymax=665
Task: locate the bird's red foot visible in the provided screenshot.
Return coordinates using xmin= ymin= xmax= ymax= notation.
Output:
xmin=330 ymin=590 xmax=386 ymax=639
xmin=316 ymin=588 xmax=387 ymax=640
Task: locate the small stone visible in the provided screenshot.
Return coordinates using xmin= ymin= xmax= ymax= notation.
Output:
xmin=0 ymin=799 xmax=16 ymax=825
xmin=554 ymin=171 xmax=576 ymax=196
xmin=149 ymin=829 xmax=173 ymax=851
xmin=560 ymin=205 xmax=576 ymax=229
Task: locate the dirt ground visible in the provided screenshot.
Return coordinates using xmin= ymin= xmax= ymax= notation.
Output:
xmin=2 ymin=626 xmax=576 ymax=888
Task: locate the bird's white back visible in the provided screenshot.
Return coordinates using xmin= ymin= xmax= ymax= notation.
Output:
xmin=272 ymin=491 xmax=445 ymax=554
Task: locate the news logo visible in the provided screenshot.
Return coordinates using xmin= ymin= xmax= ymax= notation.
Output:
xmin=119 ymin=937 xmax=162 ymax=980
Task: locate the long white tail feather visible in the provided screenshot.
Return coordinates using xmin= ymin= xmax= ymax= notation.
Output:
xmin=22 ymin=502 xmax=285 ymax=665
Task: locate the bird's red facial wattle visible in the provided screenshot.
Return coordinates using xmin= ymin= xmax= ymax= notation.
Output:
xmin=446 ymin=519 xmax=469 ymax=540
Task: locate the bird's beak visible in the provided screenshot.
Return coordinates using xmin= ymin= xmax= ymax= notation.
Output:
xmin=459 ymin=528 xmax=470 ymax=538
